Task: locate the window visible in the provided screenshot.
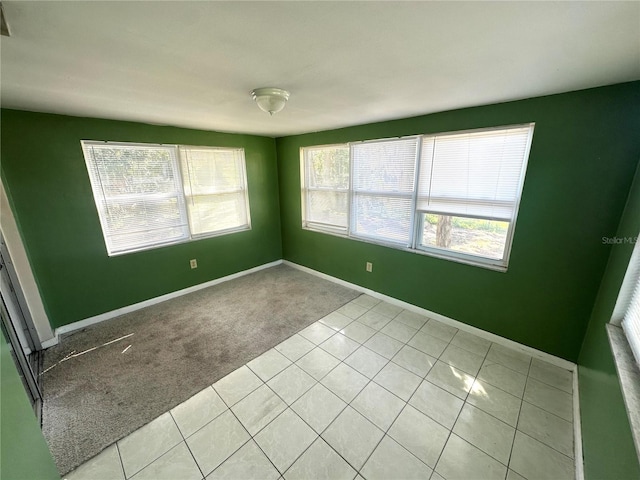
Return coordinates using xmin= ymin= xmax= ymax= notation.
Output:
xmin=613 ymin=239 xmax=640 ymax=366
xmin=623 ymin=273 xmax=640 ymax=367
xmin=178 ymin=146 xmax=249 ymax=236
xmin=352 ymin=138 xmax=418 ymax=244
xmin=416 ymin=126 xmax=533 ymax=264
xmin=609 ymin=237 xmax=640 ymax=458
xmin=82 ymin=141 xmax=250 ymax=255
xmin=300 ymin=124 xmax=534 ymax=270
xmin=301 ymin=145 xmax=350 ymax=233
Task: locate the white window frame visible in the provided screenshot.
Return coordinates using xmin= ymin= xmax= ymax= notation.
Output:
xmin=82 ymin=140 xmax=251 ymax=256
xmin=608 ymin=236 xmax=640 ymax=462
xmin=178 ymin=145 xmax=251 ymax=239
xmin=300 ymin=124 xmax=535 ymax=271
xmin=612 ymin=237 xmax=640 ymax=366
xmin=349 ymin=137 xmax=420 ymax=247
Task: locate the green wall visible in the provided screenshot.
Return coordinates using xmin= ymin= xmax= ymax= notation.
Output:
xmin=0 ymin=110 xmax=281 ymax=328
xmin=578 ymin=160 xmax=640 ymax=479
xmin=277 ymin=82 xmax=640 ymax=361
xmin=3 ymin=84 xmax=640 ymax=478
xmin=0 ymin=333 xmax=59 ymax=480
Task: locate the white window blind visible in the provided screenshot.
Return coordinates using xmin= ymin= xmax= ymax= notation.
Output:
xmin=612 ymin=241 xmax=640 ymax=325
xmin=623 ymin=280 xmax=640 ymax=366
xmin=417 ymin=125 xmax=534 ymax=221
xmin=619 ymin=241 xmax=640 ymax=366
xmin=82 ymin=143 xmax=189 ymax=255
xmin=179 ymin=146 xmax=250 ymax=236
xmin=82 ymin=141 xmax=250 ymax=256
xmin=351 ymin=138 xmax=418 ymax=245
xmin=299 ymin=124 xmax=534 ymax=270
xmin=301 ymin=145 xmax=350 ymax=232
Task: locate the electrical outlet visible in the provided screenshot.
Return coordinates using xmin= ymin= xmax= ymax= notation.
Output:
xmin=190 ymin=259 xmax=197 ymax=269
xmin=366 ymin=262 xmax=373 ymax=272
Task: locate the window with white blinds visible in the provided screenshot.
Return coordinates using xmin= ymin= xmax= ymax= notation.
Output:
xmin=179 ymin=146 xmax=250 ymax=237
xmin=301 ymin=145 xmax=350 ymax=233
xmin=351 ymin=138 xmax=418 ymax=245
xmin=416 ymin=125 xmax=534 ymax=264
xmin=623 ymin=279 xmax=640 ymax=367
xmin=614 ymin=240 xmax=640 ymax=367
xmin=300 ymin=123 xmax=534 ymax=270
xmin=82 ymin=141 xmax=250 ymax=256
xmin=417 ymin=126 xmax=533 ymax=221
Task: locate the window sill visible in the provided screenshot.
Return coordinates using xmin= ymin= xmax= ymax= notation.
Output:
xmin=107 ymin=225 xmax=252 ymax=257
xmin=301 ymin=225 xmax=508 ymax=272
xmin=607 ymin=323 xmax=640 ymax=462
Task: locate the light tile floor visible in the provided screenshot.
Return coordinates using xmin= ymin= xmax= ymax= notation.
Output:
xmin=65 ymin=294 xmax=577 ymax=480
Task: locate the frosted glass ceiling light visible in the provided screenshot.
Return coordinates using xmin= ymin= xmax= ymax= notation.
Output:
xmin=251 ymin=87 xmax=290 ymax=116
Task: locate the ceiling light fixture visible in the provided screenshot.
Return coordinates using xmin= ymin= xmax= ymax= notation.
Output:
xmin=251 ymin=87 xmax=290 ymax=116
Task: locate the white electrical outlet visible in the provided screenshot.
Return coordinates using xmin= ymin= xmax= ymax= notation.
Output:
xmin=366 ymin=262 xmax=373 ymax=272
xmin=190 ymin=259 xmax=197 ymax=269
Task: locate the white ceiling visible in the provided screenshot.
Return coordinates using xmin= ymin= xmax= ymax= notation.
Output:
xmin=1 ymin=1 xmax=639 ymax=137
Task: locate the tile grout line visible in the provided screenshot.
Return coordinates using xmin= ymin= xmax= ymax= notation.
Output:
xmin=474 ymin=364 xmax=527 ymax=399
xmin=168 ymin=410 xmax=207 ymax=480
xmin=429 ymin=333 xmax=493 ymax=477
xmin=255 ymin=299 xmax=384 ymax=477
xmin=290 ymin=306 xmax=421 ymax=475
xmin=356 ymin=375 xmax=435 ymax=475
xmin=516 ymin=429 xmax=576 ymax=461
xmin=114 ymin=442 xmax=127 ymax=480
xmin=348 ymin=309 xmax=461 ymax=476
xmin=118 ymin=414 xmax=185 ymax=480
xmin=344 ymin=327 xmax=414 ymax=474
xmin=192 ymin=301 xmax=360 ymax=476
xmin=526 ymin=373 xmax=576 ymax=396
xmin=213 ymin=390 xmax=282 ymax=479
xmin=277 ymin=404 xmax=355 ymax=478
xmin=237 ymin=400 xmax=299 ymax=477
xmin=286 ymin=393 xmax=358 ymax=477
xmin=506 ymin=357 xmax=576 ymax=474
xmin=233 ymin=304 xmax=397 ymax=477
xmin=527 ymin=359 xmax=574 ymax=394
xmin=515 ymin=400 xmax=576 ymax=459
xmin=454 ymin=348 xmax=527 ymax=428
xmin=123 ymin=415 xmax=190 ymax=479
xmin=504 ymin=355 xmax=533 ymax=476
xmin=212 ymin=375 xmax=263 ymax=413
xmin=522 ymin=378 xmax=574 ymax=422
xmin=322 ymin=375 xmax=384 ymax=474
xmin=454 ymin=344 xmax=539 ymax=472
xmin=187 ymin=303 xmax=456 ymax=475
xmin=471 ymin=350 xmax=574 ymax=437
xmin=180 ymin=374 xmax=272 ymax=478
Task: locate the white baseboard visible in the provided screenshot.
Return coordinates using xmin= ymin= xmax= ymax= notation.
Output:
xmin=573 ymin=368 xmax=584 ymax=480
xmin=48 ymin=256 xmax=577 ymax=374
xmin=47 ymin=260 xmax=283 ymax=346
xmin=283 ymin=260 xmax=577 ymax=372
xmin=41 ymin=336 xmax=59 ymax=349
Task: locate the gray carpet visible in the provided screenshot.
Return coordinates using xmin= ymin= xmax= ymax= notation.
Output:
xmin=42 ymin=264 xmax=359 ymax=475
